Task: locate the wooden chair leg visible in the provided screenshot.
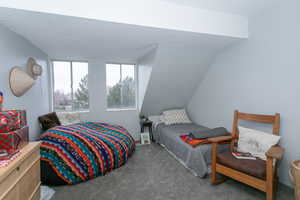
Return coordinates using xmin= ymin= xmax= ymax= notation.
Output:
xmin=211 ymin=143 xmax=227 ymax=184
xmin=211 ymin=143 xmax=217 ymax=184
xmin=267 ymin=188 xmax=274 ymax=200
xmin=266 ymin=158 xmax=275 ymax=200
xmin=274 ymin=176 xmax=278 ymax=198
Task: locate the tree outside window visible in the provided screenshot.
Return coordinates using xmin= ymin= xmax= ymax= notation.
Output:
xmin=53 ymin=61 xmax=89 ymax=112
xmin=106 ymin=64 xmax=136 ymax=109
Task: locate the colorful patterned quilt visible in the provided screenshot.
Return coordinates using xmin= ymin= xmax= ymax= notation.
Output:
xmin=39 ymin=122 xmax=135 ymax=185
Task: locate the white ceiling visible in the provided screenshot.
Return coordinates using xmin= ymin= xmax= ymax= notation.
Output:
xmin=0 ymin=0 xmax=249 ymax=39
xmin=0 ymin=0 xmax=276 ymax=60
xmin=0 ymin=8 xmax=240 ymax=60
xmin=160 ymin=0 xmax=274 ymax=17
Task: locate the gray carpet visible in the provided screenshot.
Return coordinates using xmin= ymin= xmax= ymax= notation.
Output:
xmin=51 ymin=144 xmax=293 ymax=200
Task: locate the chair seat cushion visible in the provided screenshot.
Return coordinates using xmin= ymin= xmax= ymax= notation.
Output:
xmin=217 ymin=151 xmax=266 ymax=180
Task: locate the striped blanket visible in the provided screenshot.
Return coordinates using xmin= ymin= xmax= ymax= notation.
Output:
xmin=39 ymin=122 xmax=135 ymax=185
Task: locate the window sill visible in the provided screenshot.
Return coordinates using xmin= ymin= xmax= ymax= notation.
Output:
xmin=56 ymin=110 xmax=90 ymax=114
xmin=106 ymin=108 xmax=137 ymax=112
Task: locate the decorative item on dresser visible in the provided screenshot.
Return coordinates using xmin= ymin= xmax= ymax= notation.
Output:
xmin=0 ymin=142 xmax=41 ymax=200
xmin=0 ymin=110 xmax=28 ymax=160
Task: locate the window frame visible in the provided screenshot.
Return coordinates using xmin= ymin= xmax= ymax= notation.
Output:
xmin=50 ymin=60 xmax=89 ymax=112
xmin=106 ymin=62 xmax=138 ymax=111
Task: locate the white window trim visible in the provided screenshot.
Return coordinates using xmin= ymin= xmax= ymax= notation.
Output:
xmin=107 ymin=108 xmax=137 ymax=112
xmin=106 ymin=63 xmax=138 ymax=111
xmin=50 ymin=59 xmax=90 ymax=112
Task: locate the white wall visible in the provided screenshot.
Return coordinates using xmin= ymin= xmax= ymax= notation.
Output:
xmin=79 ymin=59 xmax=140 ymax=140
xmin=141 ymin=46 xmax=214 ymax=116
xmin=0 ymin=24 xmax=50 ymax=140
xmin=138 ymin=47 xmax=157 ymax=111
xmin=187 ymin=1 xmax=298 ymax=186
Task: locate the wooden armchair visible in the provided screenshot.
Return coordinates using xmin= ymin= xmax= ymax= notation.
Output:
xmin=208 ymin=110 xmax=284 ymax=200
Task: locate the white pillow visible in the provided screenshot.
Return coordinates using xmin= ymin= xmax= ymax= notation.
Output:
xmin=162 ymin=109 xmax=192 ymax=125
xmin=237 ymin=126 xmax=281 ymax=160
xmin=148 ymin=115 xmax=161 ymax=123
xmin=160 ymin=115 xmax=165 ymax=123
xmin=57 ymin=112 xmax=81 ymax=125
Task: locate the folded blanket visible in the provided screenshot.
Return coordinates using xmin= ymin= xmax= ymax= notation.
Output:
xmin=180 ymin=134 xmax=230 ymax=148
xmin=190 ymin=127 xmax=230 ymax=139
xmin=180 ymin=135 xmax=210 ymax=148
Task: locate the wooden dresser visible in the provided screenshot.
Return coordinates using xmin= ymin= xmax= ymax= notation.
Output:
xmin=0 ymin=142 xmax=41 ymax=200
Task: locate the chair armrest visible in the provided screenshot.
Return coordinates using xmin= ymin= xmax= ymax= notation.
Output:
xmin=208 ymin=136 xmax=233 ymax=143
xmin=266 ymin=146 xmax=284 ymax=160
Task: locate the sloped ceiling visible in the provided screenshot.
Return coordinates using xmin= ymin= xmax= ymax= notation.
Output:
xmin=138 ymin=46 xmax=157 ymax=111
xmin=160 ymin=0 xmax=274 ymax=17
xmin=0 ymin=0 xmax=248 ymax=38
xmin=137 ymin=36 xmax=240 ymax=116
xmin=140 ymin=44 xmax=220 ymax=116
xmin=0 ymin=7 xmax=242 ymax=116
xmin=0 ymin=8 xmax=242 ymax=60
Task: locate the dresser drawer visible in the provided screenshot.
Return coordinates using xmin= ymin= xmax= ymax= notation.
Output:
xmin=0 ymin=167 xmax=19 ymax=199
xmin=18 ymin=148 xmax=40 ymax=177
xmin=0 ymin=143 xmax=41 ymax=200
xmin=30 ymin=185 xmax=40 ymax=200
xmin=18 ymin=160 xmax=40 ymax=200
xmin=0 ymin=146 xmax=39 ymax=199
xmin=2 ymin=183 xmax=19 ymax=200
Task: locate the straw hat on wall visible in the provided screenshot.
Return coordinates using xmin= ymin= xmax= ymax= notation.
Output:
xmin=27 ymin=57 xmax=43 ymax=80
xmin=9 ymin=67 xmax=35 ymax=97
xmin=9 ymin=57 xmax=43 ymax=97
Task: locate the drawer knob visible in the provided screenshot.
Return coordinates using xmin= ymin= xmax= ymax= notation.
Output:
xmin=16 ymin=166 xmax=20 ymax=171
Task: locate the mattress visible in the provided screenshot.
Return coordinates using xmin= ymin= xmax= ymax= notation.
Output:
xmin=153 ymin=123 xmax=228 ymax=177
xmin=39 ymin=122 xmax=135 ymax=185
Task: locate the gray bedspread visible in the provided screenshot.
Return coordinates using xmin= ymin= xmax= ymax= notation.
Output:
xmin=153 ymin=123 xmax=228 ymax=178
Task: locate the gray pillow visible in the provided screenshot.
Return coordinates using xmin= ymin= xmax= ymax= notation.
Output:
xmin=190 ymin=127 xmax=230 ymax=139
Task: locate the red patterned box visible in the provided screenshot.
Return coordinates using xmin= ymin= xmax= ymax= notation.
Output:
xmin=0 ymin=126 xmax=29 ymax=156
xmin=0 ymin=110 xmax=27 ymax=133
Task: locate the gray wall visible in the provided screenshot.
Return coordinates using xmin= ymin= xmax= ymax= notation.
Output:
xmin=79 ymin=59 xmax=140 ymax=140
xmin=0 ymin=24 xmax=50 ymax=140
xmin=141 ymin=46 xmax=213 ymax=116
xmin=138 ymin=48 xmax=157 ymax=111
xmin=187 ymin=1 xmax=298 ymax=186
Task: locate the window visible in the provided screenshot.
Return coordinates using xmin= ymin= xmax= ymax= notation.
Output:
xmin=106 ymin=63 xmax=137 ymax=110
xmin=52 ymin=61 xmax=89 ymax=112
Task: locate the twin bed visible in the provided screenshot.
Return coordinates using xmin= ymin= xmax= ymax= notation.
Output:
xmin=153 ymin=122 xmax=228 ymax=177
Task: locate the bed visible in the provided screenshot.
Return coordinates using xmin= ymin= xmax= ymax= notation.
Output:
xmin=39 ymin=122 xmax=135 ymax=185
xmin=153 ymin=123 xmax=228 ymax=177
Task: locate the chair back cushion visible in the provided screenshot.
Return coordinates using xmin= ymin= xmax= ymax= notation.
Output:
xmin=237 ymin=126 xmax=280 ymax=160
